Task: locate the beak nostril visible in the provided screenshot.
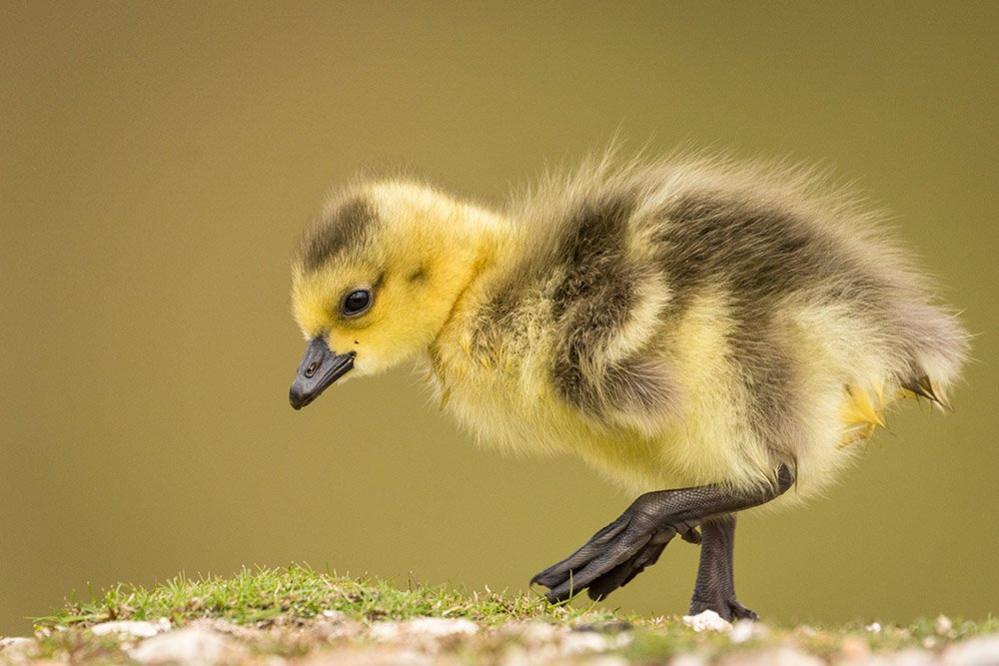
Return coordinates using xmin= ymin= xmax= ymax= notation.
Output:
xmin=291 ymin=338 xmax=354 ymax=410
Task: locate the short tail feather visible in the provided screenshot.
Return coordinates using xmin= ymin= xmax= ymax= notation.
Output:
xmin=900 ymin=374 xmax=949 ymax=408
xmin=839 ymin=373 xmax=951 ymax=447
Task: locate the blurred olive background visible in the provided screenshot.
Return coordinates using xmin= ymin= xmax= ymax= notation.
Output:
xmin=2 ymin=1 xmax=997 ymax=635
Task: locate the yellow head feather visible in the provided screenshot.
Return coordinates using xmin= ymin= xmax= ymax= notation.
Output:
xmin=291 ymin=180 xmax=504 ymax=378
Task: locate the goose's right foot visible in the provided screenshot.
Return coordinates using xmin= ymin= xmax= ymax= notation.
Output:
xmin=530 ymin=494 xmax=695 ymax=603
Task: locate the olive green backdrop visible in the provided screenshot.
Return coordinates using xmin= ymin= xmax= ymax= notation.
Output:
xmin=2 ymin=1 xmax=996 ymax=635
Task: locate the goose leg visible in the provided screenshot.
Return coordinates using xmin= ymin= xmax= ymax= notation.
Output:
xmin=688 ymin=514 xmax=757 ymax=620
xmin=531 ymin=465 xmax=793 ymax=605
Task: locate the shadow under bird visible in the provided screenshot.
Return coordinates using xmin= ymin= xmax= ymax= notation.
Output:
xmin=288 ymin=152 xmax=968 ymax=620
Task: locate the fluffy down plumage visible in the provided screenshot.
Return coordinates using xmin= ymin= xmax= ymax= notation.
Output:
xmin=292 ymin=151 xmax=969 ymax=502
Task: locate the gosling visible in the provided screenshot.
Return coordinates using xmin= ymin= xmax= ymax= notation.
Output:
xmin=288 ymin=153 xmax=968 ymax=619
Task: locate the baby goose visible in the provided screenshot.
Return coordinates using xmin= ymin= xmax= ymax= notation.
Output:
xmin=288 ymin=154 xmax=968 ymax=619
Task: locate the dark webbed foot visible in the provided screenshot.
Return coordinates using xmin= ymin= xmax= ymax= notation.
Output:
xmin=530 ymin=493 xmax=700 ymax=602
xmin=688 ymin=514 xmax=756 ymax=621
xmin=531 ymin=467 xmax=794 ymax=609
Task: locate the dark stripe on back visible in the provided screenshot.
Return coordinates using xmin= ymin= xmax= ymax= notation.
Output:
xmin=549 ymin=193 xmax=644 ymax=413
xmin=550 ymin=193 xmax=634 ymax=318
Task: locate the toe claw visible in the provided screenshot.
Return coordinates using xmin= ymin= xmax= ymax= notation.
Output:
xmin=729 ymin=601 xmax=758 ymax=621
xmin=689 ymin=598 xmax=758 ymax=622
xmin=680 ymin=527 xmax=701 ymax=544
xmin=533 ymin=519 xmax=676 ymax=605
xmin=530 ymin=571 xmax=556 ymax=587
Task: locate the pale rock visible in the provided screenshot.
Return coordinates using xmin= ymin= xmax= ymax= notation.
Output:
xmin=404 ymin=617 xmax=478 ymax=639
xmin=368 ymin=621 xmax=402 ymax=642
xmin=129 ymin=626 xmax=243 ymax=665
xmin=367 ymin=617 xmax=478 ymax=655
xmin=370 ymin=617 xmax=478 ymax=643
xmin=935 ymin=615 xmax=953 ymax=635
xmin=90 ymin=619 xmax=171 ymax=639
xmin=682 ymin=610 xmax=731 ymax=633
xmin=0 ymin=637 xmax=35 ymax=655
xmin=729 ymin=620 xmax=756 ymax=644
xmin=867 ymin=622 xmax=884 ymax=634
xmin=942 ymin=634 xmax=999 ymax=666
xmin=559 ymin=631 xmax=612 ymax=655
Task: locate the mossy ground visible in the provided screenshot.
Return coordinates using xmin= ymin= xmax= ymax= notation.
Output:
xmin=34 ymin=565 xmax=590 ymax=628
xmin=6 ymin=566 xmax=997 ymax=664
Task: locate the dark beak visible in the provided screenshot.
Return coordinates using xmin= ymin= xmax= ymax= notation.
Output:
xmin=289 ymin=337 xmax=355 ymax=410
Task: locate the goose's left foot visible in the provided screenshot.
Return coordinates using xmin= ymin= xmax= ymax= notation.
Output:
xmin=688 ymin=514 xmax=757 ymax=621
xmin=531 ymin=467 xmax=794 ymax=606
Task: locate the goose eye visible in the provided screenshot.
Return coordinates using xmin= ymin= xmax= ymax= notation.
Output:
xmin=342 ymin=289 xmax=372 ymax=316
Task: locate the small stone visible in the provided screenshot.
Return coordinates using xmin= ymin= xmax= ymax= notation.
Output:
xmin=682 ymin=610 xmax=731 ymax=633
xmin=367 ymin=617 xmax=479 ymax=655
xmin=129 ymin=626 xmax=243 ymax=665
xmin=559 ymin=631 xmax=612 ymax=655
xmin=0 ymin=637 xmax=35 ymax=654
xmin=369 ymin=621 xmax=402 ymax=642
xmin=404 ymin=617 xmax=478 ymax=639
xmin=935 ymin=615 xmax=953 ymax=635
xmin=322 ymin=609 xmax=346 ymax=620
xmin=866 ymin=622 xmax=883 ymax=634
xmin=564 ymin=628 xmax=632 ymax=653
xmin=369 ymin=617 xmax=479 ymax=643
xmin=90 ymin=619 xmax=171 ymax=639
xmin=729 ymin=620 xmax=755 ymax=644
xmin=943 ymin=634 xmax=999 ymax=666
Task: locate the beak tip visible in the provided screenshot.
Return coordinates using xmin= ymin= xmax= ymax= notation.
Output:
xmin=289 ymin=338 xmax=355 ymax=410
xmin=289 ymin=386 xmax=307 ymax=410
